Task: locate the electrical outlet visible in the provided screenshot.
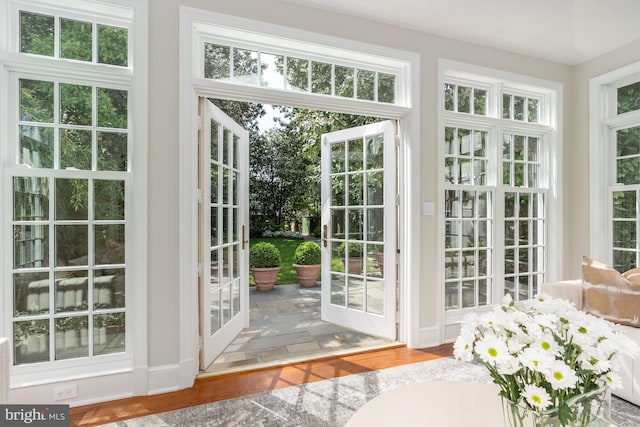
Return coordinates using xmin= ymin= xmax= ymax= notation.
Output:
xmin=54 ymin=384 xmax=77 ymax=401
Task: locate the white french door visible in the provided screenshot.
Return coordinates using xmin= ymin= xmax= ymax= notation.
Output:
xmin=321 ymin=120 xmax=397 ymax=340
xmin=199 ymin=99 xmax=249 ymax=369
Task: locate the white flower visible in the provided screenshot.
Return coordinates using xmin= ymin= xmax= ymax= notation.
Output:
xmin=522 ymin=384 xmax=552 ymax=410
xmin=475 ymin=335 xmax=510 ymax=366
xmin=545 ymin=360 xmax=579 ymax=390
xmin=604 ymin=371 xmax=624 ymax=390
xmin=453 ymin=293 xmax=640 ymax=407
xmin=496 ymin=355 xmax=521 ymax=375
xmin=519 ymin=346 xmax=554 ymax=373
xmin=453 ymin=330 xmax=475 ymax=362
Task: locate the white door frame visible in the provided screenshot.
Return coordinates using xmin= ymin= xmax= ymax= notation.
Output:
xmin=178 ymin=7 xmax=423 ymax=385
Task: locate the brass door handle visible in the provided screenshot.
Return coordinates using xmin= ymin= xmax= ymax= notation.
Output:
xmin=242 ymin=225 xmax=249 ymax=250
xmin=323 ymin=224 xmax=328 ymax=247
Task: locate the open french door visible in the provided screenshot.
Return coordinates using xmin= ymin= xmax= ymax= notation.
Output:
xmin=321 ymin=120 xmax=397 ymax=340
xmin=198 ymin=98 xmax=249 ymax=369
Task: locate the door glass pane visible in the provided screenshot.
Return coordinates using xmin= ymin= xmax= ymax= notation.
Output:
xmin=367 ymin=208 xmax=384 ymax=241
xmin=367 ymin=243 xmax=384 ymax=278
xmin=366 ymin=172 xmax=383 ymax=205
xmin=331 ymin=175 xmax=345 ymax=206
xmin=366 ymin=134 xmax=384 ymax=169
xmin=331 ymin=141 xmax=345 ymax=173
xmin=348 ymin=138 xmax=363 ymax=171
xmin=347 ymin=277 xmax=364 ymax=309
xmin=331 ymin=209 xmax=345 ymax=239
xmin=348 ymin=174 xmax=363 ymax=205
xmin=347 ymin=209 xmax=363 ymax=240
xmin=366 ymin=279 xmax=384 ymax=314
xmin=210 ymin=288 xmax=221 ymax=334
xmin=330 ymin=273 xmax=346 ymax=306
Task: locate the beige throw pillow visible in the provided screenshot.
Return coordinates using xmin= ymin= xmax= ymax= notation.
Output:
xmin=582 ymin=256 xmax=640 ymax=328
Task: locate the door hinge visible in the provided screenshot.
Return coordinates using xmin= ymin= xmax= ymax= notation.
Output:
xmin=197 ymin=189 xmax=203 ymax=204
xmin=197 ymin=262 xmax=202 ymax=277
xmin=396 ymin=194 xmax=400 ymax=206
xmin=197 ymin=115 xmax=203 ymax=131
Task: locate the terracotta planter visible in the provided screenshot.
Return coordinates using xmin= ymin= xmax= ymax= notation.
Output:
xmin=292 ymin=264 xmax=321 ymax=287
xmin=251 ymin=266 xmax=281 ymax=291
xmin=344 ymin=257 xmax=364 ymax=275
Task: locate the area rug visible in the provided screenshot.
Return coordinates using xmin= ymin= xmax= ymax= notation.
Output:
xmin=101 ymin=357 xmax=640 ymax=426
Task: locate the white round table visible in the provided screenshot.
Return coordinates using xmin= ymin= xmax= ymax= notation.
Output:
xmin=345 ymin=381 xmax=504 ymax=427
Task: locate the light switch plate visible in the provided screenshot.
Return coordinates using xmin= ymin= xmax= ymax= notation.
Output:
xmin=422 ymin=202 xmax=435 ymax=216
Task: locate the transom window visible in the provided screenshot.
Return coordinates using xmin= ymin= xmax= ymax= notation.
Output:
xmin=19 ymin=10 xmax=128 ymax=66
xmin=203 ymin=43 xmax=396 ymax=103
xmin=441 ymin=67 xmax=557 ymax=319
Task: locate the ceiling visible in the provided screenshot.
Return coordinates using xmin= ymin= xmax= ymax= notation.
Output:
xmin=286 ymin=0 xmax=640 ymax=65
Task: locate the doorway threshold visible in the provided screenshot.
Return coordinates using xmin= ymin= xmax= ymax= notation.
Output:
xmin=200 ymin=284 xmax=399 ymax=377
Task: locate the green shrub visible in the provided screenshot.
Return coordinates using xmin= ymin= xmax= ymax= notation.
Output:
xmin=249 ymin=242 xmax=281 ymax=268
xmin=337 ymin=242 xmax=364 ymax=258
xmin=293 ymin=241 xmax=321 ymax=265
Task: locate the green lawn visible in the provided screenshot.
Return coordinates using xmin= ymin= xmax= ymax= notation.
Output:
xmin=250 ymin=237 xmax=303 ymax=284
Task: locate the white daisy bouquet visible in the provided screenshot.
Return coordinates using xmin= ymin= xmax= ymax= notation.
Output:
xmin=454 ymin=294 xmax=639 ymax=426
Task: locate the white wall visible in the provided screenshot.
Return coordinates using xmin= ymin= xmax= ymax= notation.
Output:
xmin=147 ymin=0 xmax=575 ymax=373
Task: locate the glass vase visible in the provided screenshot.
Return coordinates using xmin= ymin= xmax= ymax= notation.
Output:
xmin=502 ymin=387 xmax=611 ymax=427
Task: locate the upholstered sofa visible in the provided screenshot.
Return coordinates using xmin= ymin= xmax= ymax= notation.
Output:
xmin=542 ymin=278 xmax=640 ymax=406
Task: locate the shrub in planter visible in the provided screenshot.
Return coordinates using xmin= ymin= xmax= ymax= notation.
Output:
xmin=250 ymin=242 xmax=281 ymax=291
xmin=293 ymin=241 xmax=321 ymax=265
xmin=337 ymin=242 xmax=364 ymax=259
xmin=337 ymin=242 xmax=364 ymax=274
xmin=293 ymin=241 xmax=321 ymax=287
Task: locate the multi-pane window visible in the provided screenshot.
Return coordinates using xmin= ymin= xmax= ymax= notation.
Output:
xmin=203 ymin=43 xmax=397 ymax=104
xmin=442 ymin=76 xmax=552 ymax=314
xmin=612 ymin=124 xmax=640 ymax=271
xmin=6 ymin=6 xmax=131 ymax=367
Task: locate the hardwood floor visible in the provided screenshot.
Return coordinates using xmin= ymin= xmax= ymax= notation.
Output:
xmin=69 ymin=343 xmax=453 ymax=426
